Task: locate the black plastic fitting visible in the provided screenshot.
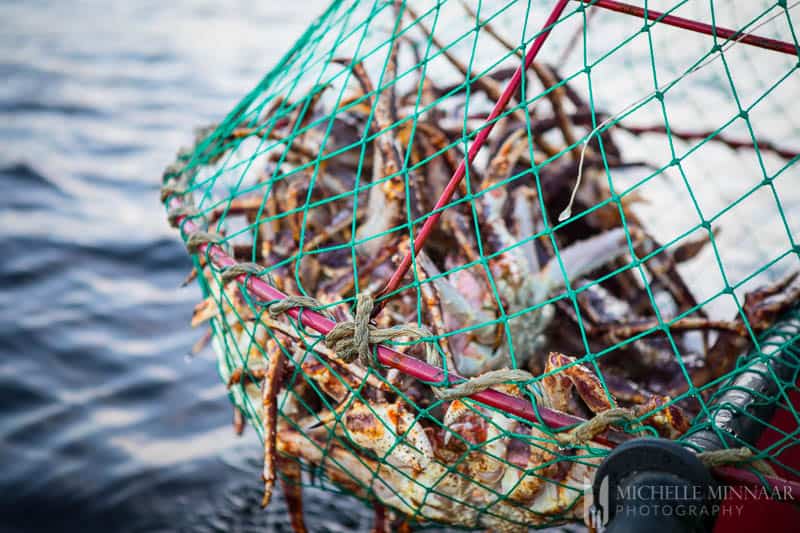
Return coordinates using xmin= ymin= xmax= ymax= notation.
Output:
xmin=589 ymin=438 xmax=717 ymax=533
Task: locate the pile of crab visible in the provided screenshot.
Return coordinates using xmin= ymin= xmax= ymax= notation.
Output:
xmin=167 ymin=10 xmax=800 ymax=532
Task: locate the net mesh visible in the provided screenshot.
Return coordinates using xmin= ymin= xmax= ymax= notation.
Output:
xmin=162 ymin=0 xmax=800 ymax=529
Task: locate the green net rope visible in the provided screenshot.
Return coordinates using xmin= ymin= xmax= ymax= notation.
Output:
xmin=163 ymin=1 xmax=800 ymax=529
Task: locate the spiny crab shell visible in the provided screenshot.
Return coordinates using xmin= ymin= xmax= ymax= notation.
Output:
xmin=213 ymin=319 xmax=619 ymax=531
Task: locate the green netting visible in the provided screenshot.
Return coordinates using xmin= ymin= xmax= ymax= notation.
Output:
xmin=162 ymin=1 xmax=800 ymax=530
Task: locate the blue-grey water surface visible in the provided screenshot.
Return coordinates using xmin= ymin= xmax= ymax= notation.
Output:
xmin=0 ymin=1 xmax=387 ymax=531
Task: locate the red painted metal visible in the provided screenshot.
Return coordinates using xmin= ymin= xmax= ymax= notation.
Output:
xmin=171 ymin=201 xmax=626 ymax=447
xmin=371 ymin=0 xmax=571 ymax=317
xmin=712 ymin=466 xmax=800 ymax=498
xmin=172 ymin=201 xmax=800 ymax=494
xmin=582 ymin=0 xmax=798 ymax=56
xmin=713 ymin=389 xmax=800 ymax=529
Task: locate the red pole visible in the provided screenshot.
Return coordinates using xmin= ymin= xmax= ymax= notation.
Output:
xmin=169 ymin=199 xmax=625 ymax=447
xmin=171 ymin=202 xmax=800 ymax=494
xmin=581 ymin=0 xmax=798 ymax=56
xmin=371 ymin=0 xmax=571 ymax=316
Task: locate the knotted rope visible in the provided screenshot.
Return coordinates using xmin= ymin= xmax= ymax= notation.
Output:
xmin=160 ymin=181 xmax=186 ymax=203
xmin=260 ymin=290 xmax=533 ymax=400
xmin=698 ymin=447 xmax=777 ymax=476
xmin=220 ymin=262 xmax=268 ymax=284
xmin=185 ymin=231 xmax=224 ymax=254
xmin=268 ymin=294 xmax=333 ymax=320
xmin=167 ymin=206 xmax=201 ymax=228
xmin=435 ymin=369 xmax=536 ymax=401
xmin=555 ymin=410 xmax=778 ymax=475
xmin=555 ymin=407 xmax=643 ymax=446
xmin=160 ymin=162 xmax=190 ymax=203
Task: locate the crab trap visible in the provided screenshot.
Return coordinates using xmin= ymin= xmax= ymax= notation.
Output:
xmin=162 ymin=1 xmax=800 ymax=531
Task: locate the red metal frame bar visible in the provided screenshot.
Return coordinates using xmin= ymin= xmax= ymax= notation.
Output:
xmin=371 ymin=0 xmax=571 ymax=317
xmin=581 ymin=0 xmax=798 ymax=56
xmin=715 ymin=389 xmax=800 ymax=528
xmin=373 ymin=0 xmax=797 ymax=318
xmin=170 ymin=204 xmax=800 ymax=493
xmin=172 ymin=202 xmax=626 ymax=446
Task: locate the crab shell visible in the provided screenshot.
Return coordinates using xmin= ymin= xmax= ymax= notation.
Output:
xmin=278 ymin=416 xmax=603 ymax=532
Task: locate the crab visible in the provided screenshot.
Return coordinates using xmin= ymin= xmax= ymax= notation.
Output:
xmin=263 ymin=350 xmax=689 ymax=532
xmin=416 ymin=225 xmax=631 ymax=377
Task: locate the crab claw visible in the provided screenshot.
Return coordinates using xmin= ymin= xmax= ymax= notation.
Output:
xmin=441 ymin=386 xmax=518 ymax=485
xmin=633 ymin=395 xmax=691 ymax=439
xmin=541 ymin=352 xmax=613 ymax=414
xmin=537 ymin=227 xmax=630 ymax=296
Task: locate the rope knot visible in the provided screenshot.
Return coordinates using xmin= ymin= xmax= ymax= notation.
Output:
xmin=167 ymin=206 xmax=200 ymax=228
xmin=556 ymin=407 xmax=642 ymax=447
xmin=325 ymin=293 xmax=375 ymax=366
xmin=264 ymin=292 xmax=535 ymax=401
xmin=220 ymin=262 xmax=266 ymax=284
xmin=697 ymin=447 xmax=776 ymax=477
xmin=186 ymin=231 xmax=224 ymax=254
xmin=266 ymin=293 xmax=431 ymax=369
xmin=160 ymin=168 xmax=188 ymax=202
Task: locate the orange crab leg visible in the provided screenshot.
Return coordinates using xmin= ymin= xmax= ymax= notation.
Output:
xmin=277 ymin=456 xmax=307 ymax=533
xmin=261 ymin=339 xmax=287 ymax=508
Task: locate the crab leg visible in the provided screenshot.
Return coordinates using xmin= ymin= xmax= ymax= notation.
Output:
xmin=289 ymin=84 xmax=328 ymax=133
xmin=226 ymin=349 xmax=365 ymax=408
xmin=414 ymin=252 xmax=459 ymax=373
xmin=233 ymin=406 xmax=246 ymax=436
xmin=205 ymin=195 xmax=265 ymax=225
xmin=414 ymin=122 xmax=465 ymax=177
xmin=592 ymin=316 xmax=746 ymax=338
xmin=683 ymin=271 xmax=800 ymax=393
xmin=333 ymin=53 xmax=412 ymax=255
xmin=191 ymin=281 xmax=250 ymax=327
xmin=536 ymin=227 xmax=630 ymax=297
xmin=620 ymin=122 xmax=800 ymax=161
xmin=277 ymin=456 xmax=307 ymax=533
xmin=546 ymin=66 xmax=625 ymax=159
xmin=303 ymin=204 xmax=363 ymax=252
xmin=318 ymin=243 xmax=396 ymax=298
xmin=416 ymin=251 xmax=496 ymax=346
xmin=403 ymin=4 xmax=506 ymax=106
xmin=629 ymin=226 xmax=705 ymax=317
xmin=404 ymin=126 xmax=443 ymax=218
xmin=477 ymin=130 xmax=536 ymax=290
xmin=541 ymin=352 xmax=613 ymax=414
xmin=542 ymin=352 xmax=691 ymax=438
xmin=554 ymin=281 xmax=706 ymax=384
xmin=371 ymin=504 xmax=391 ymax=533
xmin=458 ymin=0 xmax=579 ymax=156
xmin=672 ymin=227 xmax=720 ymax=263
xmin=403 ymin=4 xmax=560 ymax=159
xmin=407 ymin=123 xmax=484 ymax=263
xmin=261 ymin=338 xmax=287 ymax=508
xmin=248 ymin=317 xmax=391 ymax=393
